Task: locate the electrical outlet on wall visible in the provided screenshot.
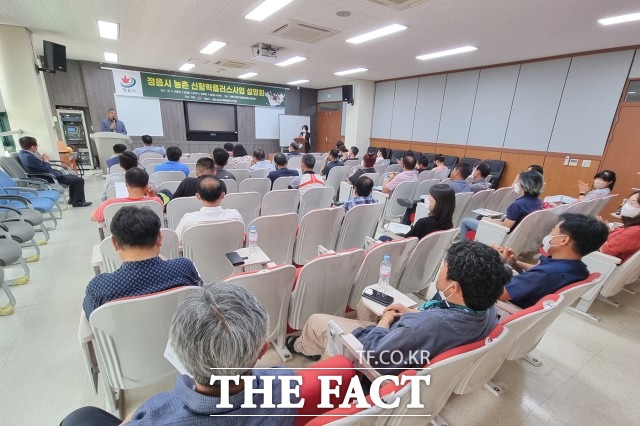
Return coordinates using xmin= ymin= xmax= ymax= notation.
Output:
xmin=582 ymin=160 xmax=592 ymax=167
xmin=564 ymin=156 xmax=571 ymax=166
xmin=568 ymin=159 xmax=579 ymax=167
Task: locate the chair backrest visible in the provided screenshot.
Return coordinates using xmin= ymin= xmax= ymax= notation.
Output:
xmin=496 ymin=189 xmax=520 ymax=214
xmin=451 ymin=192 xmax=474 ymax=227
xmin=293 ymin=207 xmax=345 ymax=265
xmin=106 ymin=185 xmax=117 ymax=199
xmin=298 ymin=186 xmax=335 ymax=218
xmin=248 ymin=213 xmax=299 ymax=265
xmin=383 ymin=180 xmax=417 ymax=220
xmin=188 ymin=170 xmax=196 ymax=178
xmin=335 ymin=203 xmax=385 ymax=251
xmin=443 ymin=155 xmax=459 ymax=169
xmin=361 ymin=172 xmax=379 ymax=183
xmin=156 ymin=180 xmax=182 ymax=195
xmin=250 ymin=168 xmax=270 ymax=178
xmin=412 ymin=179 xmax=440 ymax=200
xmin=417 ymin=170 xmax=436 ymax=181
xmin=598 ymin=251 xmax=640 ymax=298
xmin=223 ymin=265 xmax=296 ymax=344
xmin=108 ymin=164 xmax=124 ymax=174
xmin=103 ymin=200 xmax=164 ymax=237
xmin=186 ymin=153 xmax=210 ymax=161
xmin=220 ymin=178 xmax=238 ymax=194
xmin=100 ymin=228 xmax=180 ymax=274
xmin=396 ymin=228 xmax=458 ymax=294
xmin=159 ymin=228 xmax=180 ymax=259
xmin=227 ymin=169 xmax=250 ymax=183
xmin=182 ymin=221 xmax=245 ymax=282
xmin=234 ymin=162 xmax=252 ymax=170
xmin=343 ymin=159 xmax=360 ymax=169
xmin=139 ymin=152 xmax=164 ymax=161
xmin=287 ymin=156 xmax=302 ymax=170
xmin=141 ymin=158 xmax=163 ymax=169
xmin=150 ymin=171 xmax=186 ymax=185
xmin=483 ymin=187 xmax=512 ymax=212
xmin=89 ymin=286 xmax=200 ymax=390
xmin=238 ymin=178 xmax=271 ymax=198
xmin=433 ymin=168 xmax=450 ymax=180
xmin=460 ymin=157 xmax=481 ymax=168
xmin=588 ymin=194 xmax=618 ymax=217
xmin=221 ymin=192 xmax=261 ymax=231
xmin=272 ymin=176 xmax=296 ymax=191
xmin=261 ymin=189 xmax=300 ymax=217
xmin=391 ymin=149 xmax=405 ymax=161
xmin=484 ymin=159 xmax=506 ymax=188
xmin=507 ymin=274 xmax=599 ymax=361
xmin=455 ymin=189 xmax=494 ymax=227
xmin=0 ymin=156 xmax=28 ymax=179
xmin=288 ymin=249 xmax=364 ymax=330
xmin=166 ymin=196 xmax=201 ymax=229
xmin=348 ymin=237 xmax=419 ymax=310
xmin=385 ymin=164 xmax=402 ymax=174
xmin=502 ymin=209 xmax=553 ymax=255
xmin=325 ymin=166 xmax=350 ymax=196
xmin=373 ymin=164 xmax=386 ymax=175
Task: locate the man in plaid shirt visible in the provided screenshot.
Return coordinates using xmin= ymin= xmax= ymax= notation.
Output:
xmin=342 ymin=176 xmax=378 ymax=212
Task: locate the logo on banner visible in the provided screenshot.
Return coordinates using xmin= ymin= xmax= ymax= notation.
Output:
xmin=113 ymin=70 xmax=142 ymax=96
xmin=120 ymin=75 xmax=137 ymax=88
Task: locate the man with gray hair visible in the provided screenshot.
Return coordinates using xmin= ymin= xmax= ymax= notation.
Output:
xmin=61 ymin=283 xmax=297 ymax=425
xmin=100 ymin=108 xmax=127 ymax=134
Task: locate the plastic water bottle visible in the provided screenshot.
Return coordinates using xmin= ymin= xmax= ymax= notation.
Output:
xmin=248 ymin=225 xmax=258 ymax=249
xmin=378 ymin=255 xmax=391 ymax=293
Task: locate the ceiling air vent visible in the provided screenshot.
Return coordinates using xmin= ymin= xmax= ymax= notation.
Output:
xmin=213 ymin=59 xmax=253 ymax=69
xmin=272 ymin=20 xmax=339 ymax=43
xmin=365 ymin=0 xmax=428 ymax=10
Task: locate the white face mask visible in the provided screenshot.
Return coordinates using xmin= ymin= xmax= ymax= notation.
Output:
xmin=513 ymin=183 xmax=521 ymax=194
xmin=542 ymin=234 xmax=567 ymax=253
xmin=438 ymin=282 xmax=455 ymax=307
xmin=593 ymin=179 xmax=608 ymax=189
xmin=620 ymin=203 xmax=640 ymax=218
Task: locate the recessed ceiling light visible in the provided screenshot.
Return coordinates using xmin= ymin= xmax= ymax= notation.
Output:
xmin=97 ymin=20 xmax=119 ymax=40
xmin=346 ymin=24 xmax=408 ymax=44
xmin=598 ymin=12 xmax=640 ymax=25
xmin=630 ymin=91 xmax=637 ymax=94
xmin=334 ymin=68 xmax=368 ymax=76
xmin=288 ymin=79 xmax=309 ymax=85
xmin=416 ymin=45 xmax=477 ymax=61
xmin=245 ymin=0 xmax=295 ymax=21
xmin=239 ymin=72 xmax=258 ymax=79
xmin=336 ymin=10 xmax=351 ymax=17
xmin=276 ymin=56 xmax=307 ymax=67
xmin=103 ymin=52 xmax=118 ymax=63
xmin=179 ymin=63 xmax=195 ymax=72
xmin=199 ymin=41 xmax=227 ymax=55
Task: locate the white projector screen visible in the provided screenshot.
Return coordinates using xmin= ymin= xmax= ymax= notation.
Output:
xmin=279 ymin=115 xmax=310 ymax=147
xmin=185 ymin=102 xmax=236 ymax=132
xmin=114 ymin=95 xmax=164 ymax=136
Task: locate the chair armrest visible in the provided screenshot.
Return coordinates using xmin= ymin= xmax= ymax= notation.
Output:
xmin=0 ymin=194 xmax=33 ymax=207
xmin=1 ymin=186 xmax=40 ymax=194
xmin=317 ymin=245 xmax=335 ymax=256
xmin=13 ymin=177 xmax=51 ymax=189
xmin=48 ymin=160 xmax=70 ymax=170
xmin=78 ymin=310 xmax=94 ymax=343
xmin=0 ymin=205 xmax=26 ymax=224
xmin=496 ymin=300 xmax=521 ymax=320
xmin=26 ymin=172 xmax=60 ymax=184
xmin=341 ymin=333 xmax=380 ymax=381
xmin=474 ymin=219 xmax=510 ymax=246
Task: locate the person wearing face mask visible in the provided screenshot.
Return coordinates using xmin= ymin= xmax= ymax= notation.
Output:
xmin=600 ymin=191 xmax=640 ymax=263
xmin=299 ymin=125 xmax=311 ymax=153
xmin=459 ymin=170 xmax=544 ymax=240
xmin=470 ymin=162 xmax=492 ymax=193
xmin=495 ymin=213 xmax=609 ymax=309
xmin=577 ymin=170 xmax=616 ymax=202
xmin=286 ymin=241 xmax=511 ymax=372
xmin=404 ymin=184 xmax=455 ymax=239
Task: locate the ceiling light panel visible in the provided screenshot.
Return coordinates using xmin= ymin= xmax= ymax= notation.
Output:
xmin=346 ymin=24 xmax=407 ymax=44
xmin=239 ymin=72 xmax=258 ymax=79
xmin=245 ymin=0 xmax=295 ymax=21
xmin=416 ymin=45 xmax=477 ymax=61
xmin=98 ymin=20 xmax=119 ymax=39
xmin=334 ymin=68 xmax=368 ymax=76
xmin=288 ymin=79 xmax=309 ymax=85
xmin=276 ymin=56 xmax=307 ymax=67
xmin=598 ymin=12 xmax=640 ymax=25
xmin=200 ymin=41 xmax=227 ymax=54
xmin=103 ymin=52 xmax=118 ymax=62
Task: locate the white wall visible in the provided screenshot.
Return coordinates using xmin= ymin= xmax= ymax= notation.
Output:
xmin=0 ymin=25 xmax=57 ymax=156
xmin=370 ymin=49 xmax=637 ymax=156
xmin=345 ymin=80 xmax=375 ymax=154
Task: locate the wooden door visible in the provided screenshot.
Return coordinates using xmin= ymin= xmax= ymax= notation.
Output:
xmin=600 ymin=101 xmax=640 ymax=216
xmin=316 ymin=102 xmax=343 ymax=153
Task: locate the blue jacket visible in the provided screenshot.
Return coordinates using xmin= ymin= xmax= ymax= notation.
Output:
xmin=18 ymin=150 xmax=61 ymax=181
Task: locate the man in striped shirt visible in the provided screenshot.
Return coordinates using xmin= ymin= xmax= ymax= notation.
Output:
xmin=289 ymin=154 xmax=325 ymax=195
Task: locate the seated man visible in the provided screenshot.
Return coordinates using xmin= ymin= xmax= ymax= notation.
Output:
xmin=154 ymin=146 xmax=190 ymax=177
xmin=346 ymin=146 xmax=359 ymax=161
xmin=67 ymin=283 xmax=296 ymax=425
xmin=91 ymin=168 xmax=163 ymax=223
xmin=342 ymin=176 xmax=377 ymax=213
xmin=224 ymin=142 xmax=234 ymax=158
xmin=447 ymin=163 xmax=472 ymax=193
xmin=83 ymin=206 xmax=202 ymax=318
xmin=268 ymin=153 xmax=299 ymax=185
xmin=172 ymin=157 xmax=216 ymax=199
xmin=496 ymin=213 xmax=609 ymax=308
xmin=18 ymin=136 xmax=91 ymax=207
xmin=289 ymin=154 xmax=325 ymax=195
xmin=175 ymin=175 xmax=243 ymax=242
xmin=212 ymin=147 xmax=236 ymax=180
xmin=321 ymin=149 xmax=343 ymax=178
xmin=470 ymin=162 xmax=492 ymax=193
xmin=417 ymin=156 xmax=430 ymax=174
xmin=105 ymin=143 xmax=127 ymax=170
xmin=248 ymin=149 xmax=275 ymax=172
xmin=382 ymin=155 xmax=417 ymax=195
xmin=133 ymin=134 xmax=166 ymax=157
xmin=286 ymin=141 xmax=302 ymax=158
xmin=101 ymin=151 xmax=157 ymax=201
xmin=287 ymin=241 xmax=510 ymax=372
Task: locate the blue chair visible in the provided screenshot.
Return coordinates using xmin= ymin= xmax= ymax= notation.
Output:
xmin=0 ymin=156 xmax=69 ymax=207
xmin=0 ymin=170 xmax=63 ymax=218
xmin=0 ymin=194 xmax=57 ymax=230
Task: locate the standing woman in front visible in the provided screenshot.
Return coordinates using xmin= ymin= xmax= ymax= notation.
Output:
xmin=300 ymin=125 xmax=311 ymax=153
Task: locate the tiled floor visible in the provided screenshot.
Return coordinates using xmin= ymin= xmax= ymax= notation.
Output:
xmin=0 ymin=176 xmax=638 ymax=424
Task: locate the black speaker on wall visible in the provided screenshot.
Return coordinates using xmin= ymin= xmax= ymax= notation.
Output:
xmin=342 ymin=84 xmax=354 ymax=105
xmin=42 ymin=40 xmax=67 ymax=73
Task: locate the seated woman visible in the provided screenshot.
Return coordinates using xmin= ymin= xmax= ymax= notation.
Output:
xmin=228 ymin=144 xmax=253 ymax=168
xmin=459 ymin=170 xmax=544 ymax=240
xmin=405 ymin=184 xmax=455 ymax=239
xmin=374 ymin=147 xmax=390 ymax=165
xmin=577 ymin=170 xmax=616 ymax=202
xmin=601 ymin=190 xmax=640 ymax=263
xmin=346 ymin=153 xmax=376 ymax=185
xmin=431 ymin=154 xmax=448 ymax=172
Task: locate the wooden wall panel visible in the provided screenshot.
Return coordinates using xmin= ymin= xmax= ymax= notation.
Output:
xmin=542 ymin=157 xmax=601 ymax=198
xmin=499 ymin=152 xmax=546 ymax=189
xmin=433 ymin=146 xmax=466 ymax=159
xmin=410 ymin=143 xmax=436 ymax=153
xmin=464 ymin=148 xmax=503 ymax=161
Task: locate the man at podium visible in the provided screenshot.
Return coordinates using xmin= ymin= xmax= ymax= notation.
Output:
xmin=100 ymin=108 xmax=127 ymax=135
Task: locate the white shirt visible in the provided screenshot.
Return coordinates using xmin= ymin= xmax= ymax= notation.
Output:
xmin=175 ymin=206 xmax=244 ymax=242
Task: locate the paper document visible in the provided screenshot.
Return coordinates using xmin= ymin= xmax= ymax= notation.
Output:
xmin=472 ymin=208 xmax=504 ymax=217
xmin=373 ymin=186 xmax=383 ymax=192
xmin=385 ymin=222 xmax=411 ymax=235
xmin=114 ymin=182 xmax=128 ymax=198
xmin=544 ymin=195 xmax=577 ymax=204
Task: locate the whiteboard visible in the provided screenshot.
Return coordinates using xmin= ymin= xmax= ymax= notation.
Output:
xmin=114 ymin=95 xmax=164 ymax=136
xmin=255 ymin=106 xmax=284 ymax=139
xmin=279 ymin=115 xmax=310 ymax=147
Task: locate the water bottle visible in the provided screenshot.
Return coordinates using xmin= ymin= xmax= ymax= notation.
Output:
xmin=378 ymin=255 xmax=391 ymax=293
xmin=248 ymin=225 xmax=258 ymax=249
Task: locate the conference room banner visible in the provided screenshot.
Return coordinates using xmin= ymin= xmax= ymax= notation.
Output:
xmin=111 ymin=69 xmax=286 ymax=108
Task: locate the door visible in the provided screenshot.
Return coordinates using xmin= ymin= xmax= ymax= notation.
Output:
xmin=600 ymin=80 xmax=640 ymax=217
xmin=316 ymin=102 xmax=343 ymax=153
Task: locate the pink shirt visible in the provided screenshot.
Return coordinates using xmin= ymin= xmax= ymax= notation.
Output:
xmin=386 ymin=170 xmax=417 ymax=193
